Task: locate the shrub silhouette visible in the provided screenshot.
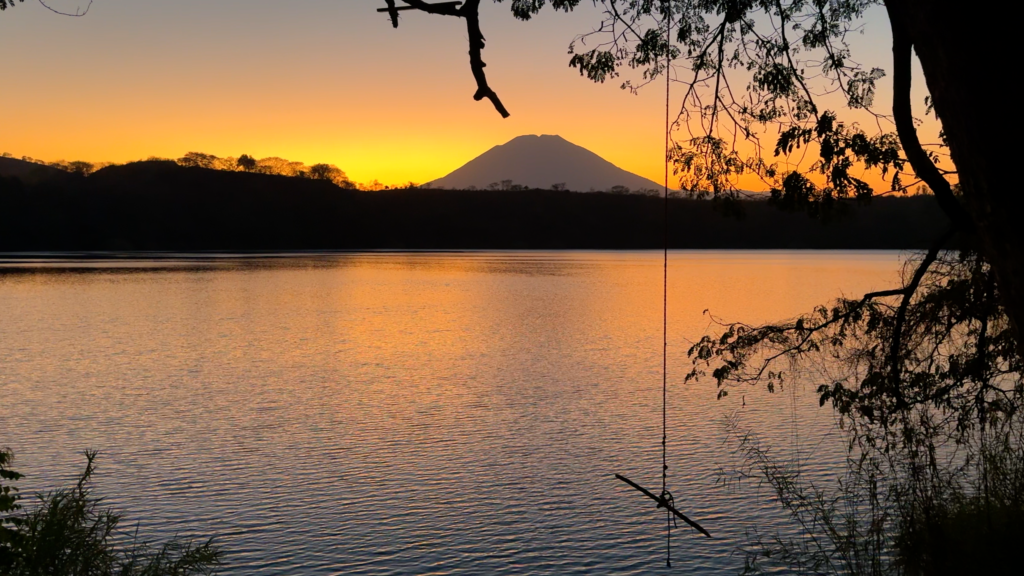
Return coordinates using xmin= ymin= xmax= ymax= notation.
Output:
xmin=1 ymin=448 xmax=221 ymax=576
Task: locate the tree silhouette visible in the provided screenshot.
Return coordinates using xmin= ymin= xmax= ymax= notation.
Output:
xmin=306 ymin=163 xmax=356 ymax=188
xmin=66 ymin=161 xmax=93 ymax=176
xmin=178 ymin=152 xmax=219 ymax=170
xmin=306 ymin=163 xmax=331 ymax=180
xmin=236 ymin=154 xmax=258 ymax=172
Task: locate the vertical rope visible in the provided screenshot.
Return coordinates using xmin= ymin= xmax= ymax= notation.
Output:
xmin=662 ymin=0 xmax=672 ymax=569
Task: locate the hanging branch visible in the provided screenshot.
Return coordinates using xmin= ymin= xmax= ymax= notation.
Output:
xmin=2 ymin=0 xmax=90 ymax=14
xmin=39 ymin=0 xmax=91 ymax=16
xmin=382 ymin=0 xmax=399 ymax=28
xmin=888 ymin=227 xmax=956 ymax=410
xmin=379 ymin=0 xmax=510 ymax=118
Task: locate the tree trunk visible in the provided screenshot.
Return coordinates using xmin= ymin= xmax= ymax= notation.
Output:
xmin=889 ymin=0 xmax=1024 ymax=352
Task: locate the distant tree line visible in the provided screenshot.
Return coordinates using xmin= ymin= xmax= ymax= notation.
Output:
xmin=2 ymin=150 xmax=385 ymax=190
xmin=449 ymin=179 xmax=934 ymax=198
xmin=440 ymin=179 xmax=666 ymax=196
xmin=176 ymin=152 xmax=357 ymax=189
xmin=3 ymin=152 xmax=107 ymax=177
xmin=0 ymin=160 xmax=947 ymax=252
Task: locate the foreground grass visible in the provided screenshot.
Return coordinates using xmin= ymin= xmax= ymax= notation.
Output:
xmin=1 ymin=448 xmax=221 ymax=576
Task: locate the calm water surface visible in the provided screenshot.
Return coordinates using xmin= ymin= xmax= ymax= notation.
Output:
xmin=1 ymin=251 xmax=905 ymax=574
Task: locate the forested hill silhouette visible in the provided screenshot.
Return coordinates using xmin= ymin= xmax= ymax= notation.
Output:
xmin=0 ymin=156 xmax=71 ymax=183
xmin=0 ymin=160 xmax=945 ymax=251
xmin=427 ymin=135 xmax=665 ymax=192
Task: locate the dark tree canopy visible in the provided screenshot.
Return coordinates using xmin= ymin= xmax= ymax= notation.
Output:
xmin=236 ymin=154 xmax=258 ymax=172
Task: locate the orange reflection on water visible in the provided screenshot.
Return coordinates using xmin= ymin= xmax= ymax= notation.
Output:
xmin=0 ymin=251 xmax=908 ymax=574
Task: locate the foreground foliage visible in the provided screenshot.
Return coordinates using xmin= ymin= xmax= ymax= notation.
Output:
xmin=691 ymin=247 xmax=1024 ymax=574
xmin=0 ymin=449 xmax=221 ymax=576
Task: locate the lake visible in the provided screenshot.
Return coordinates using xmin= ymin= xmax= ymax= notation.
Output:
xmin=0 ymin=251 xmax=906 ymax=574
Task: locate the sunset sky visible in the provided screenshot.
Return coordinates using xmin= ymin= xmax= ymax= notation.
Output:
xmin=2 ymin=0 xmax=935 ymax=188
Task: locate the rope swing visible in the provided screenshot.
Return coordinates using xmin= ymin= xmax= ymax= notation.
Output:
xmin=614 ymin=3 xmax=712 ymax=567
xmin=379 ymin=0 xmax=711 ymax=567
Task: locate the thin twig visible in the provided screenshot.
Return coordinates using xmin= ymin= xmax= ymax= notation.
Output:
xmin=38 ymin=0 xmax=91 ymax=17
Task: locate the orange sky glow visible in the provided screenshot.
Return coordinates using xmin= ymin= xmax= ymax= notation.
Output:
xmin=1 ymin=1 xmax=942 ymax=190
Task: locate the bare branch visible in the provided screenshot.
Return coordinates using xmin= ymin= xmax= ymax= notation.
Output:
xmin=459 ymin=0 xmax=510 ymax=118
xmin=385 ymin=1 xmax=509 ymax=118
xmin=888 ymin=227 xmax=956 ymax=408
xmin=382 ymin=0 xmax=399 ymax=28
xmin=38 ymin=0 xmax=91 ymax=17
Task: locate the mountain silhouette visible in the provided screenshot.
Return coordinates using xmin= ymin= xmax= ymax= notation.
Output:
xmin=426 ymin=134 xmax=666 ymax=192
xmin=0 ymin=156 xmax=69 ymax=183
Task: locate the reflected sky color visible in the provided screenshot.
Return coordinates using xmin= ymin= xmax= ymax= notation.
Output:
xmin=2 ymin=2 xmax=938 ymax=187
xmin=1 ymin=251 xmax=906 ymax=574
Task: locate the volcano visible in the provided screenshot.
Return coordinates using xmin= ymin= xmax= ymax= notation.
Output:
xmin=426 ymin=134 xmax=664 ymax=192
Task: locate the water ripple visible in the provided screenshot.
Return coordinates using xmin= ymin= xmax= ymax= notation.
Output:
xmin=0 ymin=251 xmax=904 ymax=574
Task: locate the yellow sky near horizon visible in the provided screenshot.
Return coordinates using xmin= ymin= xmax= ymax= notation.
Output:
xmin=1 ymin=1 xmax=942 ymax=190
